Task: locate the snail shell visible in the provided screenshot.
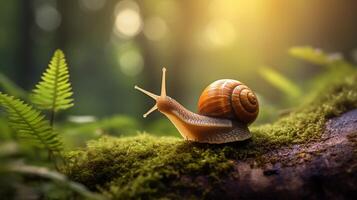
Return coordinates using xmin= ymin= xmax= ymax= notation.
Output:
xmin=198 ymin=79 xmax=259 ymax=124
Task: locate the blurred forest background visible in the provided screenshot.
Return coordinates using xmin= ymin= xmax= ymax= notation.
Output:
xmin=1 ymin=1 xmax=357 ymax=198
xmin=1 ymin=0 xmax=357 ymax=141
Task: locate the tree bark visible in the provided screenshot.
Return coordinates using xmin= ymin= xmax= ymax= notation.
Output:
xmin=198 ymin=110 xmax=357 ymax=200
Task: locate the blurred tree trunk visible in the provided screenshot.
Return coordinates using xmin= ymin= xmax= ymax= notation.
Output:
xmin=18 ymin=0 xmax=34 ymax=89
xmin=170 ymin=0 xmax=201 ymax=101
xmin=57 ymin=1 xmax=70 ymax=51
xmin=138 ymin=0 xmax=201 ymax=101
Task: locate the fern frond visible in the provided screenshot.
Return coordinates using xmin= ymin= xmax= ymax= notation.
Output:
xmin=0 ymin=92 xmax=62 ymax=152
xmin=31 ymin=49 xmax=74 ymax=112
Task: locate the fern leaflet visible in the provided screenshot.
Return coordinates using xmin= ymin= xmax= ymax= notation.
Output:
xmin=31 ymin=49 xmax=74 ymax=112
xmin=0 ymin=92 xmax=62 ymax=152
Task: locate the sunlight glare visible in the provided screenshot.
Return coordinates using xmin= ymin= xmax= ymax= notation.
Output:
xmin=204 ymin=19 xmax=236 ymax=47
xmin=114 ymin=1 xmax=142 ymax=38
xmin=143 ymin=17 xmax=168 ymax=41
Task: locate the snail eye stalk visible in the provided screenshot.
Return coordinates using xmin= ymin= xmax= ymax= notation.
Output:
xmin=161 ymin=67 xmax=166 ymax=97
xmin=134 ymin=67 xmax=167 ymax=118
xmin=134 ymin=85 xmax=158 ymax=118
xmin=143 ymin=104 xmax=158 ymax=118
xmin=134 ymin=85 xmax=159 ymax=100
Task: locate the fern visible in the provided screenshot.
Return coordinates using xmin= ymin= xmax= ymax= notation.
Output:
xmin=0 ymin=92 xmax=62 ymax=153
xmin=31 ymin=50 xmax=74 ymax=115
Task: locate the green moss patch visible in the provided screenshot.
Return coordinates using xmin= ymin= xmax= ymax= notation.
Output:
xmin=64 ymin=135 xmax=234 ymax=199
xmin=63 ymin=71 xmax=357 ymax=199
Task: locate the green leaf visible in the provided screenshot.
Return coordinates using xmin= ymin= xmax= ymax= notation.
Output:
xmin=259 ymin=67 xmax=302 ymax=99
xmin=289 ymin=46 xmax=343 ymax=66
xmin=0 ymin=92 xmax=62 ymax=153
xmin=31 ymin=49 xmax=74 ymax=112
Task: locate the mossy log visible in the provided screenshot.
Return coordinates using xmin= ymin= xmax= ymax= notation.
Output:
xmin=217 ymin=109 xmax=357 ymax=200
xmin=63 ymin=74 xmax=357 ymax=199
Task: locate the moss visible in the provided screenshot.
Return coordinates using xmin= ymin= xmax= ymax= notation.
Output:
xmin=64 ymin=135 xmax=234 ymax=199
xmin=63 ymin=71 xmax=357 ymax=199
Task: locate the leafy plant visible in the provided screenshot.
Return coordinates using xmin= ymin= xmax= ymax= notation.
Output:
xmin=31 ymin=49 xmax=74 ymax=125
xmin=0 ymin=50 xmax=105 ymax=199
xmin=0 ymin=50 xmax=74 ymax=158
xmin=0 ymin=92 xmax=62 ymax=154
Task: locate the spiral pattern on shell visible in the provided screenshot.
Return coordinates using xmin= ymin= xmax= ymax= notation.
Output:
xmin=198 ymin=79 xmax=259 ymax=124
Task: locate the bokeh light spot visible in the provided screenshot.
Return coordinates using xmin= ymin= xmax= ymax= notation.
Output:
xmin=114 ymin=9 xmax=142 ymax=38
xmin=68 ymin=115 xmax=97 ymax=123
xmin=114 ymin=0 xmax=140 ymax=14
xmin=204 ymin=19 xmax=237 ymax=47
xmin=113 ymin=0 xmax=142 ymax=38
xmin=35 ymin=5 xmax=61 ymax=32
xmin=118 ymin=50 xmax=144 ymax=76
xmin=143 ymin=17 xmax=168 ymax=41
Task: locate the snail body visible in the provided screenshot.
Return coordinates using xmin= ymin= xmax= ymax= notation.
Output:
xmin=135 ymin=68 xmax=259 ymax=144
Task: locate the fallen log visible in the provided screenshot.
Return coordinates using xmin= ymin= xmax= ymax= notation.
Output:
xmin=216 ymin=109 xmax=357 ymax=200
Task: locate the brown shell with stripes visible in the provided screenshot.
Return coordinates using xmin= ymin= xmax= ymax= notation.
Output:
xmin=198 ymin=79 xmax=259 ymax=124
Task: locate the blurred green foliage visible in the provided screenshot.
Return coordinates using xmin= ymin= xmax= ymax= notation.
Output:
xmin=257 ymin=46 xmax=356 ymax=123
xmin=146 ymin=119 xmax=181 ymax=137
xmin=289 ymin=46 xmax=356 ymax=107
xmin=289 ymin=46 xmax=344 ymax=67
xmin=259 ymin=67 xmax=302 ymax=100
xmin=0 ymin=73 xmax=27 ymax=99
xmin=61 ymin=115 xmax=140 ymax=148
xmin=0 ymin=141 xmax=103 ymax=199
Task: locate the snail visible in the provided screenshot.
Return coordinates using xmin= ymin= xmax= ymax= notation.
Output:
xmin=134 ymin=68 xmax=259 ymax=144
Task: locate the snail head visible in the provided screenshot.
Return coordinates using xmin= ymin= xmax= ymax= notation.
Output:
xmin=135 ymin=68 xmax=171 ymax=118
